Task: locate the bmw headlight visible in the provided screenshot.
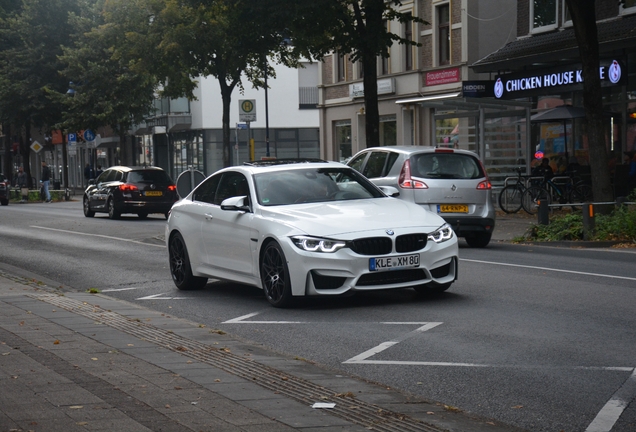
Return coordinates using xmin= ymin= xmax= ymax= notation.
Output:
xmin=291 ymin=236 xmax=346 ymax=253
xmin=427 ymin=223 xmax=454 ymax=243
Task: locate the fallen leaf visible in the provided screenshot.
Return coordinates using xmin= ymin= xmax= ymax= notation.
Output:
xmin=512 ymin=405 xmax=523 ymax=409
xmin=69 ymin=406 xmax=83 ymax=409
xmin=165 ymin=404 xmax=171 ymax=409
xmin=91 ymin=357 xmax=98 ymax=361
xmin=426 ymin=412 xmax=435 ymax=415
xmin=53 ymin=340 xmax=60 ymax=345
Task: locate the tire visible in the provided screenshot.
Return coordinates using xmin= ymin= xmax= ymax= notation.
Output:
xmin=414 ymin=282 xmax=452 ymax=295
xmin=137 ymin=212 xmax=148 ymax=219
xmin=465 ymin=232 xmax=492 ymax=248
xmin=498 ymin=185 xmax=523 ymax=214
xmin=570 ymin=184 xmax=592 ymax=204
xmin=522 ymin=186 xmax=550 ymax=215
xmin=260 ymin=241 xmax=294 ymax=308
xmin=83 ymin=196 xmax=95 ymax=217
xmin=107 ymin=197 xmax=120 ymax=219
xmin=168 ymin=232 xmax=207 ymax=290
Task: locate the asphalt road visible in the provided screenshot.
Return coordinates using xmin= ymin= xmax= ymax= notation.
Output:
xmin=1 ymin=199 xmax=635 ymax=432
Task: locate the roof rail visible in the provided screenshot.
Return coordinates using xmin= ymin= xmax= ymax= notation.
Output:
xmin=243 ymin=158 xmax=328 ymax=167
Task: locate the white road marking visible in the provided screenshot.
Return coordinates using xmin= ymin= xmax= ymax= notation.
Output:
xmin=585 ymin=368 xmax=636 ymax=432
xmin=101 ymin=287 xmax=141 ymax=292
xmin=137 ymin=293 xmax=190 ymax=300
xmin=223 ymin=311 xmax=306 ymax=324
xmin=31 ymin=226 xmax=165 ymax=248
xmin=461 ymin=258 xmax=636 ymax=281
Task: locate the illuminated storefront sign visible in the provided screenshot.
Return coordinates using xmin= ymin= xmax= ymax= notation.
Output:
xmin=493 ymin=59 xmax=626 ymax=99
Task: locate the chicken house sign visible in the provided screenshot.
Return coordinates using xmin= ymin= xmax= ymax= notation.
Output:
xmin=493 ymin=59 xmax=625 ymax=99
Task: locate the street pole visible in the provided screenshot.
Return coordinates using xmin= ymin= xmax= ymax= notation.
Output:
xmin=265 ymin=63 xmax=270 ymax=157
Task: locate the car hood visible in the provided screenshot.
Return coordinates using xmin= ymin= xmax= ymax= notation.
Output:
xmin=259 ymin=198 xmax=446 ymax=237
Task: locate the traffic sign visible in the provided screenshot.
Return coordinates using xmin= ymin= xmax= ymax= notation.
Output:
xmin=239 ymin=99 xmax=256 ymax=122
xmin=83 ymin=129 xmax=96 ymax=142
xmin=30 ymin=140 xmax=43 ymax=153
xmin=68 ymin=133 xmax=77 ymax=142
xmin=236 ymin=123 xmax=248 ymax=130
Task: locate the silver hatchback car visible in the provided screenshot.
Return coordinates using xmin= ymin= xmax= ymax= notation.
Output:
xmin=347 ymin=146 xmax=495 ymax=247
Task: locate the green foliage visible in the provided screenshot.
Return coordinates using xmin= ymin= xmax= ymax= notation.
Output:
xmin=526 ymin=205 xmax=636 ymax=243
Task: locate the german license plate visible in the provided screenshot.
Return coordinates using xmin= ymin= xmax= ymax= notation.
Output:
xmin=145 ymin=191 xmax=163 ymax=197
xmin=369 ymin=254 xmax=420 ymax=272
xmin=438 ymin=204 xmax=468 ymax=213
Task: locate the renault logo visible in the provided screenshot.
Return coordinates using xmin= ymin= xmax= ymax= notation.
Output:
xmin=451 ymin=184 xmax=457 ymax=191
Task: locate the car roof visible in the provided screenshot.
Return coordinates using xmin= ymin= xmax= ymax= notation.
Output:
xmin=106 ymin=166 xmax=166 ymax=172
xmin=220 ymin=159 xmax=349 ymax=176
xmin=357 ymin=146 xmax=479 ymax=157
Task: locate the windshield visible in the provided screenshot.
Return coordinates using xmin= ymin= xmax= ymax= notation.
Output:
xmin=254 ymin=167 xmax=384 ymax=206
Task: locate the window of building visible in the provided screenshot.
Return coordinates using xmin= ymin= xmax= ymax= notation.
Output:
xmin=379 ymin=20 xmax=389 ymax=75
xmin=336 ymin=52 xmax=346 ymax=82
xmin=404 ymin=12 xmax=413 ymax=71
xmin=437 ymin=4 xmax=450 ymax=66
xmin=531 ymin=0 xmax=557 ymax=33
xmin=621 ymin=0 xmax=636 ymax=15
xmin=357 ymin=61 xmax=364 ymax=79
xmin=379 ymin=115 xmax=397 ymax=147
xmin=334 ymin=120 xmax=352 ymax=163
xmin=562 ymin=2 xmax=571 ymax=26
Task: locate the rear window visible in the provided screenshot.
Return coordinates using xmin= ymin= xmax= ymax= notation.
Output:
xmin=410 ymin=153 xmax=484 ymax=180
xmin=127 ymin=170 xmax=172 ymax=184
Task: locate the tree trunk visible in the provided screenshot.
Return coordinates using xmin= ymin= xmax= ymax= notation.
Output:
xmin=21 ymin=121 xmax=33 ymax=189
xmin=565 ymin=0 xmax=613 ymax=204
xmin=360 ymin=0 xmax=384 ymax=149
xmin=3 ymin=123 xmax=12 ymax=181
xmin=220 ymin=82 xmax=232 ymax=167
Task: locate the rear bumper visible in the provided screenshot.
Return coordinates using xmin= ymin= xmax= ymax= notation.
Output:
xmin=119 ymin=200 xmax=175 ymax=214
xmin=441 ymin=216 xmax=495 ymax=236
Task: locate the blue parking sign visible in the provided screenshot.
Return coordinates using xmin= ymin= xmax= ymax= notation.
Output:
xmin=83 ymin=129 xmax=95 ymax=141
xmin=68 ymin=133 xmax=77 ymax=142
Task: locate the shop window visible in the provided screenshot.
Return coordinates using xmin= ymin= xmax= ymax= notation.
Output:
xmin=621 ymin=0 xmax=636 ymax=15
xmin=531 ymin=0 xmax=557 ymax=33
xmin=379 ymin=115 xmax=397 ymax=147
xmin=334 ymin=120 xmax=352 ymax=163
xmin=437 ymin=4 xmax=450 ymax=66
xmin=404 ymin=12 xmax=413 ymax=71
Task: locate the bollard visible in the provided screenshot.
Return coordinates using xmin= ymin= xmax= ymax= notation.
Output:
xmin=537 ymin=199 xmax=549 ymax=225
xmin=582 ymin=203 xmax=595 ymax=240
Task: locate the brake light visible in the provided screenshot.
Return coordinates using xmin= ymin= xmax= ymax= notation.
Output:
xmin=476 ymin=180 xmax=491 ymax=190
xmin=398 ymin=160 xmax=428 ymax=189
xmin=167 ymin=185 xmax=176 ymax=192
xmin=119 ymin=183 xmax=138 ymax=192
xmin=435 ymin=148 xmax=454 ymax=153
xmin=476 ymin=159 xmax=491 ymax=189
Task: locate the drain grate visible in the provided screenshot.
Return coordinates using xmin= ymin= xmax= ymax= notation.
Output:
xmin=33 ymin=293 xmax=447 ymax=432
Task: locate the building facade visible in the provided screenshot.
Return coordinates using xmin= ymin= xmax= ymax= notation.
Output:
xmin=472 ymin=0 xmax=636 ymax=195
xmin=319 ymin=0 xmax=521 ymax=185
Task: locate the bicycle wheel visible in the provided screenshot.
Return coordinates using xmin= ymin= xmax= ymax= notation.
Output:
xmin=498 ymin=185 xmax=524 ymax=213
xmin=522 ymin=186 xmax=550 ymax=215
xmin=568 ymin=184 xmax=592 ymax=211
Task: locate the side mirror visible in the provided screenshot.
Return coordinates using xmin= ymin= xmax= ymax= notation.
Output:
xmin=221 ymin=195 xmax=250 ymax=212
xmin=88 ymin=179 xmax=96 ymax=185
xmin=379 ymin=186 xmax=400 ymax=197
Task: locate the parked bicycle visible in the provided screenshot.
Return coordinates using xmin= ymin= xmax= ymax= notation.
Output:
xmin=521 ymin=173 xmax=592 ymax=215
xmin=498 ymin=167 xmax=528 ymax=214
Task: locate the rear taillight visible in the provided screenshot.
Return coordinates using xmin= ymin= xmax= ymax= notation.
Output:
xmin=167 ymin=185 xmax=176 ymax=192
xmin=119 ymin=183 xmax=138 ymax=192
xmin=434 ymin=148 xmax=454 ymax=153
xmin=398 ymin=159 xmax=428 ymax=189
xmin=476 ymin=159 xmax=491 ymax=189
xmin=476 ymin=180 xmax=491 ymax=190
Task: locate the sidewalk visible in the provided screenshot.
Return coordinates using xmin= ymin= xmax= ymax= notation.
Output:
xmin=0 ymin=270 xmax=526 ymax=432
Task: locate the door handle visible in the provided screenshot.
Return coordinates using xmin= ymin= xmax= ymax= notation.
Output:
xmin=204 ymin=213 xmax=213 ymax=220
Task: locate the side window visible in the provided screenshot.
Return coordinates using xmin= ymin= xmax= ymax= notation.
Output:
xmin=363 ymin=151 xmax=389 ymax=178
xmin=214 ymin=172 xmax=249 ymax=205
xmin=100 ymin=170 xmax=117 ymax=183
xmin=348 ymin=153 xmax=368 ymax=173
xmin=193 ymin=174 xmax=221 ymax=204
xmin=114 ymin=171 xmax=123 ymax=181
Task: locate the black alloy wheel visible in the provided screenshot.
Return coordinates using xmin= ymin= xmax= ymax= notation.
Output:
xmin=168 ymin=232 xmax=207 ymax=290
xmin=107 ymin=197 xmax=120 ymax=219
xmin=260 ymin=241 xmax=293 ymax=308
xmin=83 ymin=196 xmax=94 ymax=217
xmin=465 ymin=232 xmax=492 ymax=248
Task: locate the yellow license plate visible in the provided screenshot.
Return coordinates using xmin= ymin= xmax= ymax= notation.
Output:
xmin=145 ymin=191 xmax=163 ymax=197
xmin=439 ymin=204 xmax=468 ymax=213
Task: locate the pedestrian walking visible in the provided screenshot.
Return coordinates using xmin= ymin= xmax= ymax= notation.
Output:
xmin=41 ymin=161 xmax=51 ymax=203
xmin=15 ymin=166 xmax=28 ymax=202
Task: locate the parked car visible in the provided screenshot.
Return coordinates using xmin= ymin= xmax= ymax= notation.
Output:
xmin=347 ymin=146 xmax=495 ymax=247
xmin=166 ymin=159 xmax=458 ymax=307
xmin=83 ymin=166 xmax=178 ymax=219
xmin=0 ymin=173 xmax=9 ymax=206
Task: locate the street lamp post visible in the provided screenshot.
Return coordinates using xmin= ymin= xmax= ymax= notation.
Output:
xmin=264 ymin=58 xmax=270 ymax=157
